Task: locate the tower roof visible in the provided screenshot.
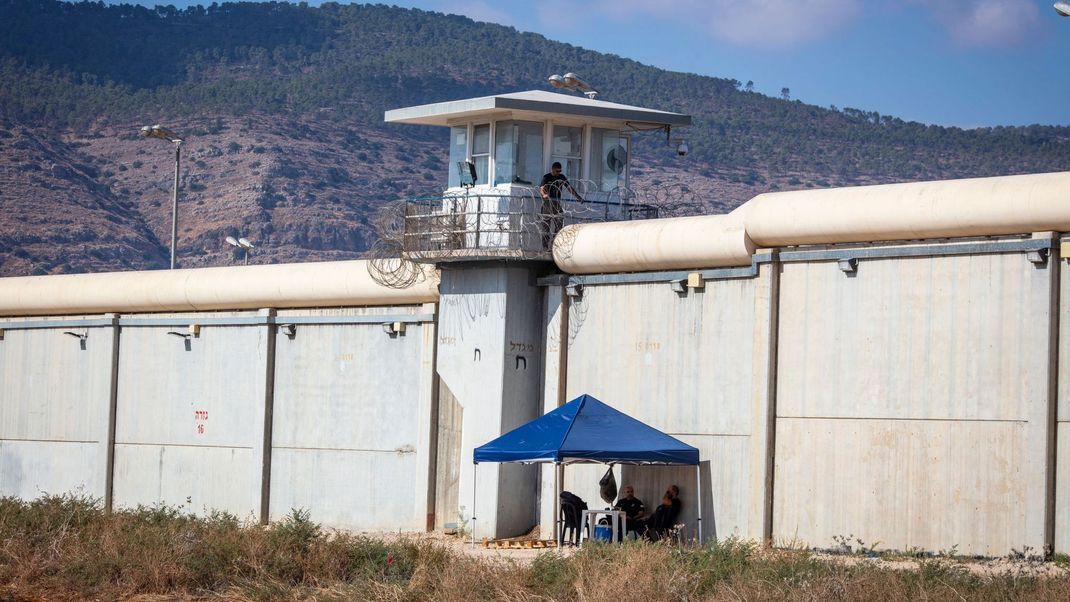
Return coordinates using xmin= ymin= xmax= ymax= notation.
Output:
xmin=385 ymin=90 xmax=691 ymax=128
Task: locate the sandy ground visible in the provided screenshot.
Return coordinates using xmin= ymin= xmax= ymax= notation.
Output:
xmin=355 ymin=529 xmax=1070 ymax=577
xmin=354 ymin=529 xmax=575 ymax=563
xmin=808 ymin=551 xmax=1070 ymax=579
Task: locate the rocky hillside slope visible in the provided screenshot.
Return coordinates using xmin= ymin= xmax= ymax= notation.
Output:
xmin=1 ymin=0 xmax=1068 ymax=276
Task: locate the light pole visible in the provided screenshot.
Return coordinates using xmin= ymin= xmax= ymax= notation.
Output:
xmin=225 ymin=236 xmax=255 ymax=265
xmin=140 ymin=124 xmax=184 ymax=269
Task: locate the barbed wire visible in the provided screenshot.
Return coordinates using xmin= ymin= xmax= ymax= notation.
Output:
xmin=367 ymin=181 xmax=709 ymax=282
xmin=367 ymin=201 xmax=430 ymax=289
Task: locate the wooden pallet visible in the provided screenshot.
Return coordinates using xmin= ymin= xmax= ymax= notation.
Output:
xmin=481 ymin=538 xmax=558 ymax=549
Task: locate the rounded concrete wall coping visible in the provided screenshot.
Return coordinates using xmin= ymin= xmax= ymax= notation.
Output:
xmin=0 ymin=260 xmax=439 ymax=317
xmin=554 ymin=171 xmax=1070 ymax=273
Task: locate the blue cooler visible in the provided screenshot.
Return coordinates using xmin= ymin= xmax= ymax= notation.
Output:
xmin=592 ymin=524 xmax=613 ymax=542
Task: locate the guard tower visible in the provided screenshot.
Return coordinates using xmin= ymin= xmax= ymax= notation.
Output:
xmin=385 ymin=88 xmax=691 ymax=539
xmin=386 ymin=90 xmax=691 ymax=261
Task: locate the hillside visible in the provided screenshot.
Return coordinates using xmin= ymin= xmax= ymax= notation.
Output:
xmin=1 ymin=0 xmax=1068 ymax=276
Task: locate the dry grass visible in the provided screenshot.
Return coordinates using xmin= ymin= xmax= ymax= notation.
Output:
xmin=2 ymin=495 xmax=1069 ymax=601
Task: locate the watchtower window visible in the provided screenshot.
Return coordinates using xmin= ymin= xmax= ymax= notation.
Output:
xmin=551 ymin=125 xmax=583 ymax=179
xmin=448 ymin=126 xmax=467 ymax=188
xmin=494 ymin=120 xmax=544 ymax=186
xmin=472 ymin=124 xmax=490 ymax=186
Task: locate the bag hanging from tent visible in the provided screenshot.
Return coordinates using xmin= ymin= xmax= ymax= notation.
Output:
xmin=598 ymin=465 xmax=617 ymax=504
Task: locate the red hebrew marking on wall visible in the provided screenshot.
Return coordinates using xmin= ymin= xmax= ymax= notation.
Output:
xmin=195 ymin=410 xmax=208 ymax=434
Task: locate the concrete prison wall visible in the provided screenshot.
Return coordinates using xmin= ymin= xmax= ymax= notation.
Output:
xmin=0 ymin=260 xmax=440 ymax=533
xmin=538 ymin=234 xmax=1064 ymax=556
xmin=772 ymin=241 xmax=1057 ymax=556
xmin=4 ymin=173 xmax=1070 ymax=556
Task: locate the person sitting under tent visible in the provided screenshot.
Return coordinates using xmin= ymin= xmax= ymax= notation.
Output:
xmin=613 ymin=485 xmax=647 ymax=538
xmin=644 ymin=484 xmax=682 ymax=541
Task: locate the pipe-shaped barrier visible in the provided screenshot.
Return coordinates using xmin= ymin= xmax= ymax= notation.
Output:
xmin=553 ymin=211 xmax=754 ymax=274
xmin=554 ymin=171 xmax=1070 ymax=273
xmin=0 ymin=260 xmax=439 ymax=316
xmin=3 ymin=171 xmax=1069 ymax=314
xmin=744 ymin=171 xmax=1070 ymax=247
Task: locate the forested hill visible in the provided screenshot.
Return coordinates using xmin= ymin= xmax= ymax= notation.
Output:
xmin=1 ymin=0 xmax=1069 ymax=276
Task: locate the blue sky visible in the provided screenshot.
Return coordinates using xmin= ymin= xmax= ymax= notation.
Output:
xmin=105 ymin=1 xmax=1070 ymax=128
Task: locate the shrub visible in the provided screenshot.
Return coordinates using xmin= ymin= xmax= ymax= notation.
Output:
xmin=2 ymin=496 xmax=1069 ymax=601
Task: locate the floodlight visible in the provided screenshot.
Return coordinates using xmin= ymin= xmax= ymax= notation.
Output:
xmin=139 ymin=124 xmax=183 ymax=143
xmin=547 ymin=72 xmax=599 ymax=99
xmin=1027 ymin=249 xmax=1050 ymax=265
xmin=1056 ymin=1 xmax=1070 ymax=16
xmin=225 ymin=234 xmax=255 ymax=264
xmin=382 ymin=321 xmax=406 ymax=335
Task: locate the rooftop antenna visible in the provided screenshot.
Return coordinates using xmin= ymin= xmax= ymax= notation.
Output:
xmin=548 ymin=72 xmax=599 ymax=99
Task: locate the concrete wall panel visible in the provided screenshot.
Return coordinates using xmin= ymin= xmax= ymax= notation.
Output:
xmin=554 ymin=268 xmax=777 ymax=542
xmin=0 ymin=441 xmax=101 ymax=499
xmin=1055 ymin=243 xmax=1070 ymax=554
xmin=496 ymin=268 xmax=543 ymax=536
xmin=539 ymin=287 xmax=566 ymax=539
xmin=0 ymin=321 xmax=115 ymax=500
xmin=778 ymin=254 xmax=1043 ymax=421
xmin=437 ymin=267 xmax=506 ymax=538
xmin=433 ymin=382 xmax=463 ymax=529
xmin=565 ymin=280 xmax=759 ymax=435
xmin=270 ymin=307 xmax=434 ymax=531
xmin=112 ymin=313 xmax=267 ymax=516
xmin=1056 ymin=425 xmax=1070 ymax=553
xmin=269 ymin=449 xmax=418 ymax=531
xmin=774 ymin=418 xmax=1025 ymax=556
xmin=775 ymin=251 xmax=1055 ymax=555
xmin=272 ymin=326 xmax=422 ymax=451
xmin=112 ymin=445 xmax=255 ymax=516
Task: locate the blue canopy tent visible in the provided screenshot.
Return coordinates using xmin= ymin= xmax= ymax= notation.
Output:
xmin=472 ymin=394 xmax=702 ymax=545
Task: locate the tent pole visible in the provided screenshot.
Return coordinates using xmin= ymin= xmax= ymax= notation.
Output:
xmin=472 ymin=462 xmax=477 ymax=548
xmin=555 ymin=462 xmax=562 ymax=548
xmin=695 ymin=463 xmax=702 ymax=544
